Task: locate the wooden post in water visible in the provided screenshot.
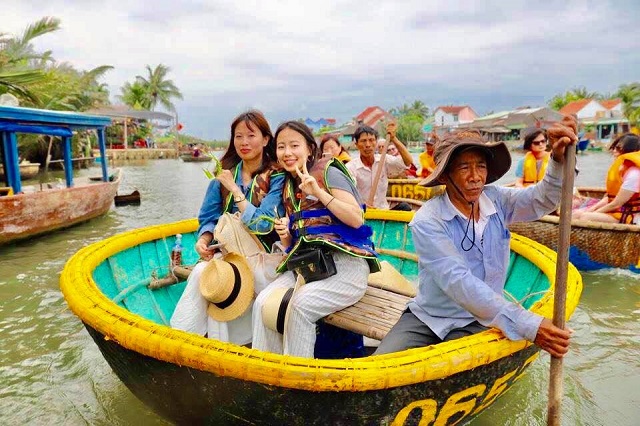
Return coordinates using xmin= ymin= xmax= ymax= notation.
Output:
xmin=547 ymin=141 xmax=577 ymax=426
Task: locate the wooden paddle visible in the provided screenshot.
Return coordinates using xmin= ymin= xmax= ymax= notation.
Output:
xmin=547 ymin=126 xmax=577 ymax=426
xmin=367 ymin=124 xmax=392 ymax=207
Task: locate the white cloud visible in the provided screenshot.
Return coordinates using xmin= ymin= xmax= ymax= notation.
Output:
xmin=3 ymin=0 xmax=639 ymax=138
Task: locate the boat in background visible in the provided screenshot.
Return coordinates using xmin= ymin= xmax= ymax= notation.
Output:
xmin=0 ymin=160 xmax=40 ymax=180
xmin=509 ymin=185 xmax=639 ymax=273
xmin=386 ymin=178 xmax=445 ymax=201
xmin=0 ymin=105 xmax=119 ymax=245
xmin=60 ymin=211 xmax=582 ymax=425
xmin=180 ymin=153 xmax=211 ymax=162
xmin=114 ymin=189 xmax=141 ymax=206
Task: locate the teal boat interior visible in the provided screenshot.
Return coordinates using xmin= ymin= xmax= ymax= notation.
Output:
xmin=93 ymin=218 xmax=550 ymax=332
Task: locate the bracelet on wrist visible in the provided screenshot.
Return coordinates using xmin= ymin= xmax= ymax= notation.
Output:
xmin=233 ymin=194 xmax=246 ymax=203
xmin=326 ymin=196 xmax=335 ymax=207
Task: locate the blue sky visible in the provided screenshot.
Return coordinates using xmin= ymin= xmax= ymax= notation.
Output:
xmin=5 ymin=0 xmax=640 ymax=139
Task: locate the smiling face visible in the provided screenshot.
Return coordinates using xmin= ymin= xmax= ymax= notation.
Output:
xmin=441 ymin=148 xmax=488 ymax=208
xmin=233 ymin=120 xmax=269 ymax=163
xmin=276 ymin=127 xmax=312 ymax=172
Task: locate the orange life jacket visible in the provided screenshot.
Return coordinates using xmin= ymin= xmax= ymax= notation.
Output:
xmin=522 ymin=152 xmax=550 ymax=186
xmin=418 ymin=151 xmax=436 ymax=178
xmin=605 ymin=151 xmax=640 ymax=224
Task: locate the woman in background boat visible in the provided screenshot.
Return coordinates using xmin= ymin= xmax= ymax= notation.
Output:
xmin=170 ymin=110 xmax=285 ymax=345
xmin=252 ymin=121 xmax=379 ymax=358
xmin=320 ymin=134 xmax=351 ymax=163
xmin=573 ymin=133 xmax=640 ymax=224
xmin=514 ymin=128 xmax=550 ymax=188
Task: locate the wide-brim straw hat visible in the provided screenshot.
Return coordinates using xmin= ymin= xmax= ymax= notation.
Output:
xmin=419 ymin=130 xmax=511 ymax=187
xmin=367 ymin=261 xmax=417 ymax=297
xmin=262 ymin=274 xmax=305 ymax=338
xmin=200 ymin=253 xmax=254 ymax=322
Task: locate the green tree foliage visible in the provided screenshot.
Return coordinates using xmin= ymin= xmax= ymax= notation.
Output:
xmin=135 ymin=64 xmax=183 ymax=111
xmin=615 ymin=82 xmax=640 ymax=126
xmin=390 ymin=100 xmax=430 ymax=120
xmin=0 ymin=16 xmax=61 ymax=103
xmin=0 ymin=16 xmax=114 ymax=163
xmin=388 ymin=100 xmax=430 ymax=142
xmin=119 ymin=81 xmax=152 ymax=109
xmin=548 ymin=86 xmax=602 ymax=110
xmin=396 ymin=113 xmax=425 ymax=142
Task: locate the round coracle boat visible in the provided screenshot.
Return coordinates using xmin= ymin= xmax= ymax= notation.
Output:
xmin=508 ymin=187 xmax=640 ymax=273
xmin=60 ymin=210 xmax=582 ymax=425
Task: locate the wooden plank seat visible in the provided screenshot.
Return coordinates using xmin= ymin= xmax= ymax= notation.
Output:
xmin=323 ymin=285 xmax=411 ymax=341
xmin=148 ymin=263 xmax=413 ymax=341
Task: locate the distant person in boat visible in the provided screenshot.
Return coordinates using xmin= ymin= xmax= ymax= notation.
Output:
xmin=418 ymin=133 xmax=437 ymax=178
xmin=170 ymin=110 xmax=285 ymax=345
xmin=252 ymin=121 xmax=380 ymax=358
xmin=320 ymin=134 xmax=351 ymax=163
xmin=375 ymin=117 xmax=578 ymax=358
xmin=346 ymin=123 xmax=414 ymax=210
xmin=386 ymin=142 xmax=418 ymax=178
xmin=514 ymin=128 xmax=550 ymax=188
xmin=572 ymin=133 xmax=640 ymax=224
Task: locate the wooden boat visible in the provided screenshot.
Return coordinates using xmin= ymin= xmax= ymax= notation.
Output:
xmin=180 ymin=153 xmax=212 ymax=162
xmin=114 ymin=189 xmax=141 ymax=206
xmin=508 ymin=185 xmax=639 ymax=273
xmin=0 ymin=160 xmax=40 ymax=180
xmin=60 ymin=210 xmax=582 ymax=425
xmin=386 ymin=178 xmax=445 ymax=201
xmin=0 ymin=105 xmax=119 ymax=245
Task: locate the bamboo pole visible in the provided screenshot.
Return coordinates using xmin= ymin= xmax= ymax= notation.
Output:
xmin=547 ymin=141 xmax=577 ymax=426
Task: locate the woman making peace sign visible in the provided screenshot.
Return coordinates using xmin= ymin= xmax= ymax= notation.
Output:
xmin=251 ymin=121 xmax=380 ymax=358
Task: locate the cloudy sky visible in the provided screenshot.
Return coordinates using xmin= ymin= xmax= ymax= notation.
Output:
xmin=4 ymin=0 xmax=640 ymax=139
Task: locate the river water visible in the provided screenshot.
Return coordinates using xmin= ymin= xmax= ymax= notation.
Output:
xmin=1 ymin=151 xmax=638 ymax=425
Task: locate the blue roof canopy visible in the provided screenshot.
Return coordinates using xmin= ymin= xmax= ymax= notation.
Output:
xmin=0 ymin=106 xmax=113 ymax=194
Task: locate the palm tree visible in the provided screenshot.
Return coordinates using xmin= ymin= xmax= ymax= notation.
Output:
xmin=410 ymin=100 xmax=430 ymax=119
xmin=119 ymin=81 xmax=151 ymax=109
xmin=615 ymin=82 xmax=640 ymax=126
xmin=0 ymin=17 xmax=61 ymax=104
xmin=135 ymin=64 xmax=183 ymax=111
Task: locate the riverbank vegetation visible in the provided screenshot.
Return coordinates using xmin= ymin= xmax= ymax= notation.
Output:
xmin=0 ymin=16 xmax=187 ymax=166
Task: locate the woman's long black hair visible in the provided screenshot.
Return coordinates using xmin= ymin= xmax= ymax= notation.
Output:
xmin=219 ymin=110 xmax=275 ymax=176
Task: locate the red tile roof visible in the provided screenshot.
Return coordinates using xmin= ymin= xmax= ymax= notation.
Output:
xmin=355 ymin=106 xmax=392 ymax=127
xmin=436 ymin=106 xmax=467 ymax=114
xmin=600 ymin=99 xmax=621 ymax=110
xmin=559 ymin=99 xmax=592 ymax=115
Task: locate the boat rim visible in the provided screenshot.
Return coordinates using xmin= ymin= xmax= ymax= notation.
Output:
xmin=60 ymin=210 xmax=582 ymax=392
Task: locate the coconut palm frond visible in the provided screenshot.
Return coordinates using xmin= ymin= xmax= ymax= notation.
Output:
xmin=19 ymin=17 xmax=61 ymax=46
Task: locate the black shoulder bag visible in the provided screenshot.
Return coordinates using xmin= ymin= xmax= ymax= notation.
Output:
xmin=286 ymin=247 xmax=337 ymax=283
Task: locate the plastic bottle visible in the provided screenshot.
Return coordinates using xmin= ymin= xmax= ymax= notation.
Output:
xmin=171 ymin=234 xmax=182 ymax=267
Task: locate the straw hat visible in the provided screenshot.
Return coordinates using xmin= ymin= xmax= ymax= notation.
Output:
xmin=262 ymin=274 xmax=305 ymax=336
xmin=419 ymin=130 xmax=511 ymax=187
xmin=367 ymin=261 xmax=417 ymax=297
xmin=213 ymin=212 xmax=264 ymax=257
xmin=200 ymin=253 xmax=254 ymax=322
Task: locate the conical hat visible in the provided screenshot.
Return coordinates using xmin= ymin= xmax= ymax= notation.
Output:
xmin=200 ymin=252 xmax=255 ymax=322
